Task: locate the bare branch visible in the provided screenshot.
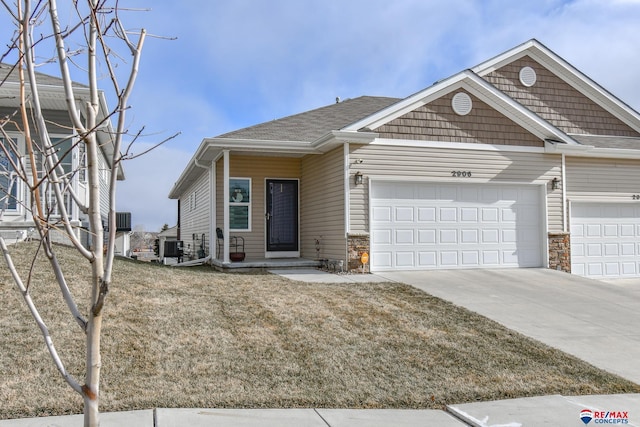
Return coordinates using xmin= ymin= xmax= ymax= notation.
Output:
xmin=123 ymin=131 xmax=181 ymax=160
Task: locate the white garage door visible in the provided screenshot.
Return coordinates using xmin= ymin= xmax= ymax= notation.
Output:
xmin=370 ymin=182 xmax=543 ymax=271
xmin=571 ymin=203 xmax=640 ymax=278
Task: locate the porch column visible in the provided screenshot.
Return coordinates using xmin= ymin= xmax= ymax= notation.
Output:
xmin=222 ymin=150 xmax=230 ymax=263
xmin=210 ymin=159 xmax=216 ymax=261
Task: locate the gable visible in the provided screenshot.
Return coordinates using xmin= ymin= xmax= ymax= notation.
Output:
xmin=372 ymin=89 xmax=542 ymax=147
xmin=483 ymin=56 xmax=640 ymax=138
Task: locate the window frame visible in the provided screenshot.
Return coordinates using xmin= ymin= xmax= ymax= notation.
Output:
xmin=0 ymin=136 xmax=21 ymax=213
xmin=229 ymin=177 xmax=251 ymax=232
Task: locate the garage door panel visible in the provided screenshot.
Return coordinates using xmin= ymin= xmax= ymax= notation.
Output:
xmin=395 ymin=207 xmax=414 ymax=222
xmin=395 ymin=229 xmax=414 ymax=244
xmin=418 ymin=207 xmax=436 ymax=222
xmin=483 ymin=250 xmax=500 ymax=264
xmin=482 ymin=208 xmax=499 ymax=222
xmin=482 ymin=229 xmax=499 ymax=243
xmin=371 ymin=182 xmax=543 ymax=271
xmin=372 ymin=229 xmax=392 ymax=244
xmin=372 ymin=206 xmax=392 ymax=222
xmin=395 ymin=252 xmax=415 ymax=267
xmin=621 ymin=243 xmax=635 ymax=256
xmin=461 ymin=208 xmax=478 ymax=221
xmin=418 ymin=229 xmax=436 ymax=244
xmin=461 ymin=229 xmax=479 ymax=243
xmin=571 ymin=202 xmax=640 ymax=278
xmin=440 ymin=229 xmax=457 ymax=243
xmin=440 ymin=251 xmax=458 ymax=266
xmin=621 ymin=224 xmax=635 ymax=236
xmin=440 ymin=208 xmax=457 ymax=221
xmin=418 ymin=252 xmax=437 ymax=267
xmin=622 ymin=263 xmax=637 ymax=275
xmin=461 ymin=251 xmax=480 ymax=265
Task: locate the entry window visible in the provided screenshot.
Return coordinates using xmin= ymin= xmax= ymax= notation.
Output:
xmin=229 ymin=178 xmax=251 ymax=231
xmin=0 ymin=137 xmax=18 ymax=211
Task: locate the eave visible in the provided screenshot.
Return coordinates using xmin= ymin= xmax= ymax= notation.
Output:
xmin=545 ymin=140 xmax=640 ymax=159
xmin=168 ymin=130 xmax=379 ymax=199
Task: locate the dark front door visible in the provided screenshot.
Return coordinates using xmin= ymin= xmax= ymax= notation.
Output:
xmin=266 ymin=179 xmax=299 ymax=253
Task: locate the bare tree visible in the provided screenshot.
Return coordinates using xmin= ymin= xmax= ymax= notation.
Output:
xmin=0 ymin=1 xmax=147 ymax=425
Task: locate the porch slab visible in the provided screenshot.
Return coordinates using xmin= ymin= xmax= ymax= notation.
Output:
xmin=210 ymin=257 xmax=320 ymax=272
xmin=269 ymin=269 xmax=390 ymax=283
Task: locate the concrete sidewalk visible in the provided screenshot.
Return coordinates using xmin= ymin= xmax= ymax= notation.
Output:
xmin=1 ymin=394 xmax=639 ymax=426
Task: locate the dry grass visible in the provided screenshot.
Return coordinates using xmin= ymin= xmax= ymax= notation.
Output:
xmin=1 ymin=242 xmax=638 ymax=419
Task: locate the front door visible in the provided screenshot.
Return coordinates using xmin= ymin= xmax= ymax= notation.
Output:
xmin=266 ymin=179 xmax=299 ymax=255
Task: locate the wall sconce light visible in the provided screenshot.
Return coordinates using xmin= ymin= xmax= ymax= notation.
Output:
xmin=551 ymin=177 xmax=560 ymax=190
xmin=354 ymin=171 xmax=363 ymax=185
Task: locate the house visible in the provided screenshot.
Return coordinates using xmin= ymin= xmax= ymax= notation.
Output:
xmin=168 ymin=39 xmax=640 ymax=279
xmin=0 ymin=63 xmax=129 ymax=250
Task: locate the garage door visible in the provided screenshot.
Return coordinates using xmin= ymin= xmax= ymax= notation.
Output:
xmin=370 ymin=182 xmax=543 ymax=271
xmin=571 ymin=203 xmax=640 ymax=278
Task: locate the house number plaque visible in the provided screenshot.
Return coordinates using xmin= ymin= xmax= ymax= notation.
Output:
xmin=632 ymin=195 xmax=640 ymax=200
xmin=451 ymin=170 xmax=472 ymax=177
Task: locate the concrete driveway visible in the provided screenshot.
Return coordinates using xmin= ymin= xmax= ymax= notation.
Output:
xmin=378 ymin=268 xmax=640 ymax=384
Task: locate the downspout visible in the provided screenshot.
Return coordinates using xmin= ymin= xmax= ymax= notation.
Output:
xmin=343 ymin=142 xmax=350 ymax=236
xmin=561 ymin=153 xmax=567 ymax=233
xmin=211 ymin=159 xmax=216 ymax=261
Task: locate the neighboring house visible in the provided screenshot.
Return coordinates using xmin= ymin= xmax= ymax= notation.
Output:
xmin=169 ymin=39 xmax=640 ymax=279
xmin=0 ymin=63 xmax=129 ymax=249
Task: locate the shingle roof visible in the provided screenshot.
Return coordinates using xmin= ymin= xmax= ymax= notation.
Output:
xmin=571 ymin=134 xmax=640 ymax=150
xmin=217 ymin=96 xmax=400 ymax=142
xmin=0 ymin=62 xmax=86 ymax=87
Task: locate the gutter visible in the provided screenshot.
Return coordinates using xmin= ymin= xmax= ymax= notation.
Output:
xmin=545 ymin=140 xmax=640 ymax=159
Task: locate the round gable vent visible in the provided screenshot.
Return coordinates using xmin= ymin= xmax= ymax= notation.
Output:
xmin=519 ymin=66 xmax=537 ymax=87
xmin=452 ymin=92 xmax=472 ymax=116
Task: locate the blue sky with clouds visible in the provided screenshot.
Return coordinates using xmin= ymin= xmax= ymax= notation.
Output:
xmin=3 ymin=0 xmax=640 ymax=230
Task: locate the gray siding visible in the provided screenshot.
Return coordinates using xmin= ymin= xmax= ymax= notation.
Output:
xmin=566 ymin=157 xmax=640 ymax=197
xmin=300 ymin=147 xmax=346 ymax=262
xmin=349 ymin=144 xmax=564 ymax=233
xmin=180 ymin=171 xmax=211 ymax=259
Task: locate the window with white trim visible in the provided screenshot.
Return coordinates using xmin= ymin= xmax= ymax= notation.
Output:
xmin=0 ymin=137 xmax=18 ymax=212
xmin=229 ymin=178 xmax=251 ymax=231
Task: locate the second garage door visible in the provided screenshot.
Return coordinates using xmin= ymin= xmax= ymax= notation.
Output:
xmin=571 ymin=202 xmax=640 ymax=278
xmin=370 ymin=181 xmax=543 ymax=271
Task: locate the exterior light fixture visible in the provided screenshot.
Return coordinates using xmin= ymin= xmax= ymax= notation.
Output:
xmin=354 ymin=171 xmax=363 ymax=185
xmin=552 ymin=177 xmax=560 ymax=190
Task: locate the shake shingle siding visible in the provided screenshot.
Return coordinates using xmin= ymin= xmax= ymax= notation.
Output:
xmin=484 ymin=56 xmax=640 ymax=137
xmin=374 ymin=91 xmax=543 ymax=147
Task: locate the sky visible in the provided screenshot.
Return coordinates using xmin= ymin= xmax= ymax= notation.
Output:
xmin=3 ymin=0 xmax=640 ymax=231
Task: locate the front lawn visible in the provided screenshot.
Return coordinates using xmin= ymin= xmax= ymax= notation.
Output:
xmin=0 ymin=242 xmax=638 ymax=419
